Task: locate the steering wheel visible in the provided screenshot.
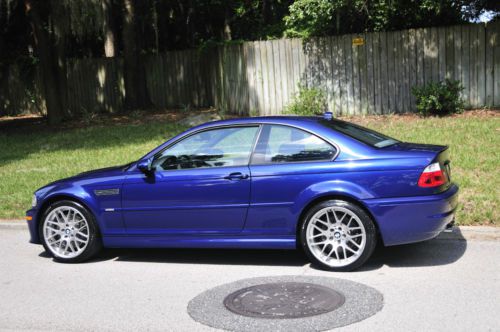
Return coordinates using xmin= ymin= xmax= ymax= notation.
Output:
xmin=152 ymin=155 xmax=178 ymax=170
xmin=177 ymin=155 xmax=191 ymax=169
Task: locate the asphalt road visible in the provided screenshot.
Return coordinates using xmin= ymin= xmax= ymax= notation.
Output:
xmin=0 ymin=227 xmax=499 ymax=331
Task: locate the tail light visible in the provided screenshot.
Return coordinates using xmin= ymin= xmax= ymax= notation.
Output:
xmin=418 ymin=162 xmax=447 ymax=188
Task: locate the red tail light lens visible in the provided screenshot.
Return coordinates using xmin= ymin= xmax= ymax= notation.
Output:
xmin=418 ymin=162 xmax=447 ymax=188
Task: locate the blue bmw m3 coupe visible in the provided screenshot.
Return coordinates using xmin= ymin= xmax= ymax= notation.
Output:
xmin=26 ymin=114 xmax=458 ymax=271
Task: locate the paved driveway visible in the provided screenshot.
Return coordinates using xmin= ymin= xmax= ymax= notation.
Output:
xmin=0 ymin=227 xmax=498 ymax=331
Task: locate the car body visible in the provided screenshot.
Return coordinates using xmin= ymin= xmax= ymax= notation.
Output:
xmin=26 ymin=115 xmax=458 ymax=270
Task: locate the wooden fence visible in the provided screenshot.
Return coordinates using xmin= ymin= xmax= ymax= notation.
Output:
xmin=1 ymin=22 xmax=499 ymax=117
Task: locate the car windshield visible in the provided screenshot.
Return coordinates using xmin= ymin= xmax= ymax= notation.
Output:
xmin=319 ymin=119 xmax=399 ymax=148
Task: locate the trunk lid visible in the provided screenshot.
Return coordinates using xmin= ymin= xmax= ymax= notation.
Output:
xmin=389 ymin=142 xmax=452 ymax=192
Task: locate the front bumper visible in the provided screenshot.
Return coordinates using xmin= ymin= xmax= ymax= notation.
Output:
xmin=25 ymin=208 xmax=41 ymax=244
xmin=363 ymin=184 xmax=459 ymax=246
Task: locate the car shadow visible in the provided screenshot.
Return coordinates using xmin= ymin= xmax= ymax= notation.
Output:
xmin=97 ymin=247 xmax=309 ymax=267
xmin=38 ymin=228 xmax=467 ymax=270
xmin=356 ymin=228 xmax=467 ymax=272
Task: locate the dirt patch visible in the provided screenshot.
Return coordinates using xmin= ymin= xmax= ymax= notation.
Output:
xmin=0 ymin=108 xmax=218 ymax=133
xmin=338 ymin=109 xmax=499 ymax=125
xmin=1 ymin=108 xmax=498 ymax=133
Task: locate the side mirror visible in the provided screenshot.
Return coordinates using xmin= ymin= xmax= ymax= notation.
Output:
xmin=137 ymin=158 xmax=154 ymax=175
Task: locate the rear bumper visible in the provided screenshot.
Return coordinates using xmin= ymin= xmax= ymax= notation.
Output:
xmin=362 ymin=184 xmax=459 ymax=246
xmin=26 ymin=208 xmax=41 ymax=244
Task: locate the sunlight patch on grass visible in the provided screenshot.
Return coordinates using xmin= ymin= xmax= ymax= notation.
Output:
xmin=0 ymin=114 xmax=498 ymax=226
xmin=0 ymin=122 xmax=186 ymax=218
xmin=351 ymin=115 xmax=499 ymax=226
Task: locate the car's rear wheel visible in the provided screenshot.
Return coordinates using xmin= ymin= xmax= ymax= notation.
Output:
xmin=300 ymin=200 xmax=377 ymax=272
xmin=39 ymin=200 xmax=102 ymax=263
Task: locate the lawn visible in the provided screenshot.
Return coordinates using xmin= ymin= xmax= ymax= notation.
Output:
xmin=0 ymin=111 xmax=498 ymax=226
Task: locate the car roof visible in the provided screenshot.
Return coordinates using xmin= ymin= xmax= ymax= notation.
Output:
xmin=189 ymin=116 xmax=337 ymax=136
xmin=194 ymin=115 xmax=321 ymax=128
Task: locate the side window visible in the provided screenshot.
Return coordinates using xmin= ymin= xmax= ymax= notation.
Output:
xmin=152 ymin=126 xmax=259 ymax=171
xmin=252 ymin=125 xmax=336 ymax=164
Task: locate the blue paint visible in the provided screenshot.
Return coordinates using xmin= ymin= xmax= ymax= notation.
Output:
xmin=26 ymin=116 xmax=458 ymax=249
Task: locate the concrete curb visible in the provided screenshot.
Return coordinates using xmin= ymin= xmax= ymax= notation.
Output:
xmin=0 ymin=220 xmax=27 ymax=229
xmin=0 ymin=220 xmax=498 ymax=241
xmin=442 ymin=226 xmax=500 ymax=242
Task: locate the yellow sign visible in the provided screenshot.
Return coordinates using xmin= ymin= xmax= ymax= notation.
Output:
xmin=352 ymin=37 xmax=364 ymax=46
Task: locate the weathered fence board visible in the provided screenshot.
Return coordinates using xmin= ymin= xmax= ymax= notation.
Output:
xmin=1 ymin=22 xmax=499 ymax=117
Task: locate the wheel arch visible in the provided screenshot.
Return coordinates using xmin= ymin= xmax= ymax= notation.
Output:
xmin=295 ymin=193 xmax=381 ymax=246
xmin=36 ymin=194 xmax=102 ymax=237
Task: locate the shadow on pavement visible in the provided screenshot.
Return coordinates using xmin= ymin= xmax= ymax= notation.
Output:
xmin=93 ymin=247 xmax=309 ymax=266
xmin=358 ymin=228 xmax=467 ymax=271
xmin=38 ymin=229 xmax=467 ymax=270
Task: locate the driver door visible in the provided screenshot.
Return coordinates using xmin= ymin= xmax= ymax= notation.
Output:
xmin=121 ymin=126 xmax=260 ymax=235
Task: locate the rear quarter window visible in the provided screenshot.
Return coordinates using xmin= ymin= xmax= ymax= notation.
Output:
xmin=319 ymin=119 xmax=399 ymax=148
xmin=252 ymin=125 xmax=336 ymax=164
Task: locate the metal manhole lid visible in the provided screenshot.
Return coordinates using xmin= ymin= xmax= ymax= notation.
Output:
xmin=223 ymin=282 xmax=345 ymax=319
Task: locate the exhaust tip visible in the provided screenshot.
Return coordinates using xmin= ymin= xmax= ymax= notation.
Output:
xmin=443 ymin=220 xmax=455 ymax=233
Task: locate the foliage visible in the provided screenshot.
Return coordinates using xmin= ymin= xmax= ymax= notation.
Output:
xmin=1 ymin=0 xmax=496 ymax=58
xmin=412 ymin=80 xmax=464 ymax=116
xmin=463 ymin=0 xmax=500 ymax=21
xmin=284 ymin=0 xmax=470 ymax=37
xmin=284 ymin=0 xmax=335 ymax=38
xmin=52 ymin=0 xmax=104 ymax=40
xmin=285 ymin=84 xmax=327 ymax=116
xmin=249 ymin=108 xmax=260 ymax=117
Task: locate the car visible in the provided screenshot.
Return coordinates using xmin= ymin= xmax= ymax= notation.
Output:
xmin=25 ymin=113 xmax=458 ymax=271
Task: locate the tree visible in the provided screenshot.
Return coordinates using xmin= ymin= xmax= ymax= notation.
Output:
xmin=3 ymin=0 xmax=499 ymax=123
xmin=103 ymin=0 xmax=119 ymax=57
xmin=284 ymin=0 xmax=336 ymax=38
xmin=283 ymin=0 xmax=471 ymax=38
xmin=24 ymin=0 xmax=64 ymax=125
xmin=122 ymin=0 xmax=152 ymax=110
xmin=464 ymin=0 xmax=500 ymax=21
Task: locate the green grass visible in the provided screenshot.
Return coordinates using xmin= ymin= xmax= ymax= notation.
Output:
xmin=353 ymin=114 xmax=499 ymax=226
xmin=0 ymin=120 xmax=187 ymax=219
xmin=0 ymin=113 xmax=498 ymax=225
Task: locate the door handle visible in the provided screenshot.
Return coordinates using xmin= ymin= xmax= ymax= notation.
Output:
xmin=224 ymin=172 xmax=249 ymax=180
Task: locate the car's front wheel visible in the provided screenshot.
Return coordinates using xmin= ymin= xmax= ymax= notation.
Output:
xmin=300 ymin=200 xmax=377 ymax=272
xmin=39 ymin=200 xmax=102 ymax=263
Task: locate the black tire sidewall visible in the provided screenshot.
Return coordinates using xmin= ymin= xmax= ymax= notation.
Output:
xmin=39 ymin=200 xmax=102 ymax=263
xmin=300 ymin=199 xmax=377 ymax=272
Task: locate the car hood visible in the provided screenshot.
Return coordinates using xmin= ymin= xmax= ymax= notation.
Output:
xmin=73 ymin=164 xmax=128 ymax=179
xmin=35 ymin=164 xmax=129 ymax=195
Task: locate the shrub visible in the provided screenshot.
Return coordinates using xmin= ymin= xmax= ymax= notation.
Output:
xmin=286 ymin=85 xmax=327 ymax=116
xmin=411 ymin=79 xmax=464 ymax=116
xmin=284 ymin=0 xmax=335 ymax=38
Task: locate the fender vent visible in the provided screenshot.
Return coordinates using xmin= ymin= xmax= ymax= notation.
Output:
xmin=94 ymin=189 xmax=120 ymax=196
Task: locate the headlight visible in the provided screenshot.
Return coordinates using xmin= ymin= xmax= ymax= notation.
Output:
xmin=31 ymin=195 xmax=37 ymax=208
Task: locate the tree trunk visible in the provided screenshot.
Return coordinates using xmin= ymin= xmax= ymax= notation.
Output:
xmin=262 ymin=0 xmax=272 ymax=25
xmin=24 ymin=0 xmax=63 ymax=125
xmin=122 ymin=0 xmax=151 ymax=110
xmin=52 ymin=14 xmax=68 ymax=117
xmin=102 ymin=0 xmax=118 ymax=57
xmin=223 ymin=4 xmax=232 ymax=41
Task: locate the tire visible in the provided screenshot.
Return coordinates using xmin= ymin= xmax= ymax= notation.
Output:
xmin=39 ymin=200 xmax=102 ymax=263
xmin=300 ymin=200 xmax=377 ymax=272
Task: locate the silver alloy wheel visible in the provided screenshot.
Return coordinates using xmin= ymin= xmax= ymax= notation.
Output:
xmin=42 ymin=206 xmax=90 ymax=259
xmin=306 ymin=206 xmax=366 ymax=267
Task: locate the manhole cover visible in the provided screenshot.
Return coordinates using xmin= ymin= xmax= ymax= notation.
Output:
xmin=223 ymin=282 xmax=345 ymax=319
xmin=188 ymin=276 xmax=384 ymax=331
